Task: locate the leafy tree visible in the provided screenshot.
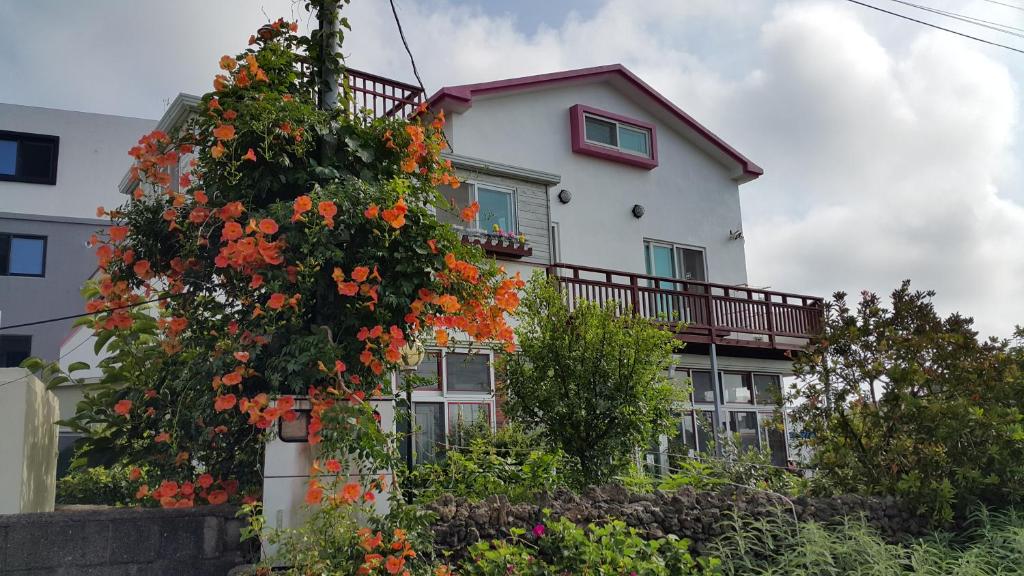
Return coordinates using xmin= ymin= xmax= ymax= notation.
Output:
xmin=500 ymin=274 xmax=681 ymax=487
xmin=36 ymin=6 xmax=522 ymax=516
xmin=790 ymin=281 xmax=1024 ymax=523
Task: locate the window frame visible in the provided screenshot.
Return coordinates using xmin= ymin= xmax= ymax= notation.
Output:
xmin=0 ymin=130 xmax=60 ymax=185
xmin=447 ymin=401 xmax=494 ymax=441
xmin=570 ymin=104 xmax=658 ymax=169
xmin=0 ymin=233 xmax=47 ymax=277
xmin=0 ymin=334 xmax=33 ymax=368
xmin=643 ymin=239 xmax=707 ymax=283
xmin=439 ymin=181 xmax=519 ymax=235
xmin=442 ymin=349 xmax=494 ymax=395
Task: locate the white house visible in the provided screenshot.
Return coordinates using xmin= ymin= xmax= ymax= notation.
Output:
xmin=401 ymin=65 xmax=822 ymax=468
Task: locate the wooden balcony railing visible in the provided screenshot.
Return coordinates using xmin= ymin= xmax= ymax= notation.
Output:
xmin=547 ymin=263 xmax=824 ymax=351
xmin=344 ymin=68 xmax=423 ymax=119
xmin=295 ymin=60 xmax=424 ymax=119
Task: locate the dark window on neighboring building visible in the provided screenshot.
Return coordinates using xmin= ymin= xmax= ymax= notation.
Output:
xmin=0 ymin=130 xmax=59 ymax=185
xmin=0 ymin=335 xmax=32 ymax=367
xmin=445 ymin=352 xmax=491 ymax=392
xmin=0 ymin=234 xmax=47 ymax=276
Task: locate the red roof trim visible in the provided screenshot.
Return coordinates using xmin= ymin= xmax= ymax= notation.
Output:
xmin=427 ymin=64 xmax=763 ymax=180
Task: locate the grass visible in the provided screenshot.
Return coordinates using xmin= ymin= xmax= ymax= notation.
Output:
xmin=705 ymin=507 xmax=1024 ymax=576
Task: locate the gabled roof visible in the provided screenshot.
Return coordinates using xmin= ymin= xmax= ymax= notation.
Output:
xmin=427 ymin=64 xmax=763 ymax=183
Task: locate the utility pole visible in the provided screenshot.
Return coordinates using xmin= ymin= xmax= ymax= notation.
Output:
xmin=317 ymin=0 xmax=341 ymax=164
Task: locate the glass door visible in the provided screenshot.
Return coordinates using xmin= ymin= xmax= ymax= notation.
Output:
xmin=644 ymin=242 xmax=679 ymax=320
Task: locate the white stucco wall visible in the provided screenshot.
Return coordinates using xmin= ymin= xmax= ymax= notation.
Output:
xmin=0 ymin=368 xmax=59 ymax=514
xmin=0 ymin=103 xmax=156 ymax=219
xmin=445 ymin=82 xmax=750 ymax=286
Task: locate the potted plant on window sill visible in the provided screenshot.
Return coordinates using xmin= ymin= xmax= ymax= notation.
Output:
xmin=461 ymin=225 xmax=533 ymax=258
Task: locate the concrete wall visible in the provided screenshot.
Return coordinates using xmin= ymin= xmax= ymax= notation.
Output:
xmin=0 ymin=505 xmax=246 ymax=576
xmin=0 ymin=214 xmax=106 ymax=361
xmin=446 ymin=82 xmax=750 ymax=285
xmin=0 ymin=369 xmax=58 ymax=515
xmin=0 ymin=104 xmax=155 ymax=219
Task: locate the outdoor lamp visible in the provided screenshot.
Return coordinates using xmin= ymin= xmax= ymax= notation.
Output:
xmin=399 ymin=340 xmax=426 ymax=371
xmin=278 ymin=397 xmax=313 ymax=442
xmin=632 ymin=204 xmax=645 ymax=218
xmin=557 ymin=188 xmax=572 ymax=204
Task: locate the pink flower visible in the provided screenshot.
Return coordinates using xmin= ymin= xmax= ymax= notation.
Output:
xmin=531 ymin=523 xmax=545 ymax=538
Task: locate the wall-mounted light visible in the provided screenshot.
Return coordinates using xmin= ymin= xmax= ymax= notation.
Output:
xmin=557 ymin=189 xmax=572 ymax=204
xmin=632 ymin=204 xmax=645 ymax=219
xmin=729 ymin=229 xmax=744 ymax=241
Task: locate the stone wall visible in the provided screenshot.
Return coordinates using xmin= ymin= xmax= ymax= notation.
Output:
xmin=427 ymin=485 xmax=930 ymax=556
xmin=0 ymin=505 xmax=248 ymax=576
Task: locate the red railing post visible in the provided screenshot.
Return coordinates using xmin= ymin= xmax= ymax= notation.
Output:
xmin=629 ymin=274 xmax=640 ymax=315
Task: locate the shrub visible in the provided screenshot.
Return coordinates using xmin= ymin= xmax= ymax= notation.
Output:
xmin=458 ymin=516 xmax=719 ymax=575
xmin=790 ymin=282 xmax=1024 ymax=523
xmin=501 ymin=273 xmax=681 ymax=487
xmin=403 ymin=432 xmax=565 ymax=504
xmin=57 ymin=464 xmax=149 ymax=506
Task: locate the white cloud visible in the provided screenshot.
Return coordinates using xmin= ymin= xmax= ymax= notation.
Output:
xmin=2 ymin=0 xmax=1021 ymax=336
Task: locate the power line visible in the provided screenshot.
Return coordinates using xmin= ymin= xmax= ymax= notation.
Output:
xmin=978 ymin=0 xmax=1024 ymax=13
xmin=845 ymin=0 xmax=1024 ymax=55
xmin=886 ymin=0 xmax=1024 ymax=38
xmin=0 ymin=295 xmax=176 ymax=332
xmin=387 ymin=0 xmax=455 ymax=153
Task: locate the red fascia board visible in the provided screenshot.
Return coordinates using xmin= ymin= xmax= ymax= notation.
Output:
xmin=426 ymin=64 xmax=763 ymax=180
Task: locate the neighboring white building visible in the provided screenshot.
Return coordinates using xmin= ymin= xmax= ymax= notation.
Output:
xmin=0 ymin=103 xmax=156 ymax=474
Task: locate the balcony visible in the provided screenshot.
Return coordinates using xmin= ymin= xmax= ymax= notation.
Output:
xmin=344 ymin=68 xmax=423 ymax=119
xmin=295 ymin=61 xmax=424 ymax=119
xmin=548 ymin=263 xmax=824 ymax=352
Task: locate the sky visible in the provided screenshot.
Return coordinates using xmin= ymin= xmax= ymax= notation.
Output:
xmin=2 ymin=0 xmax=1023 ymax=339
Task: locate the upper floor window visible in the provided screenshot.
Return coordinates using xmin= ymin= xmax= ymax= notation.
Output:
xmin=439 ymin=182 xmax=517 ymax=234
xmin=0 ymin=130 xmax=59 ymax=185
xmin=570 ymin=104 xmax=658 ymax=169
xmin=0 ymin=335 xmax=32 ymax=368
xmin=584 ymin=114 xmax=650 ymax=157
xmin=0 ymin=234 xmax=46 ymax=277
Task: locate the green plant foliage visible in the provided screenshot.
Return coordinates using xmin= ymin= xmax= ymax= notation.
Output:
xmin=790 ymin=281 xmax=1024 ymax=524
xmin=500 ymin=273 xmax=682 ymax=487
xmin=460 ymin=516 xmax=719 ymax=575
xmin=706 ymin=507 xmax=1024 ymax=576
xmin=402 ymin=427 xmax=565 ymax=504
xmin=56 ymin=464 xmax=150 ymax=506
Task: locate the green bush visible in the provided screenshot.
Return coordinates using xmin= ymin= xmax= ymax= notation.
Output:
xmin=501 ymin=274 xmax=681 ymax=488
xmin=706 ymin=507 xmax=1024 ymax=576
xmin=791 ymin=283 xmax=1024 ymax=523
xmin=403 ymin=432 xmax=565 ymax=504
xmin=57 ymin=464 xmax=148 ymax=506
xmin=459 ymin=516 xmax=719 ymax=575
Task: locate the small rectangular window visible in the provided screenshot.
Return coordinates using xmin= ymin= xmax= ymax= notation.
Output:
xmin=583 ymin=113 xmax=652 ymax=158
xmin=721 ymin=372 xmax=753 ymax=404
xmin=729 ymin=411 xmax=760 ymax=452
xmin=448 ymin=402 xmax=491 ymax=444
xmin=754 ymin=374 xmax=782 ymax=405
xmin=618 ymin=124 xmax=649 ymax=156
xmin=691 ymin=370 xmax=716 ymax=403
xmin=584 ymin=115 xmax=617 ymax=146
xmin=437 ymin=183 xmax=517 ymax=234
xmin=476 ymin=185 xmax=515 ymax=233
xmin=445 ymin=352 xmax=491 ymax=392
xmin=0 ymin=234 xmax=46 ymax=277
xmin=414 ymin=402 xmax=445 ymax=463
xmin=397 ymin=351 xmax=441 ymax=391
xmin=0 ymin=335 xmax=32 ymax=368
xmin=0 ymin=131 xmax=59 ymax=185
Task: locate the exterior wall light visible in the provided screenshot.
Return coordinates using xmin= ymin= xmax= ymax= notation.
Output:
xmin=632 ymin=204 xmax=645 ymax=218
xmin=557 ymin=189 xmax=572 ymax=204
